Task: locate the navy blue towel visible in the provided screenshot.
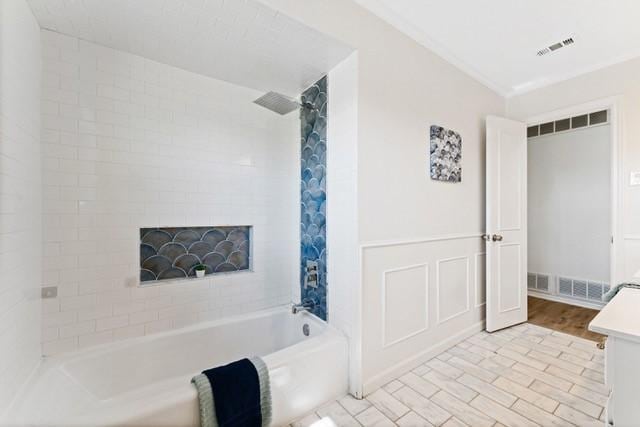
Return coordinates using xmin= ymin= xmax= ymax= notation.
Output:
xmin=202 ymin=358 xmax=262 ymax=427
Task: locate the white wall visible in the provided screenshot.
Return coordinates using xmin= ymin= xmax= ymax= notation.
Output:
xmin=508 ymin=58 xmax=640 ymax=284
xmin=528 ymin=125 xmax=611 ymax=284
xmin=39 ymin=30 xmax=298 ymax=355
xmin=0 ymin=0 xmax=42 ymax=413
xmin=327 ymin=52 xmax=360 ymax=395
xmin=259 ymin=0 xmax=505 ymax=394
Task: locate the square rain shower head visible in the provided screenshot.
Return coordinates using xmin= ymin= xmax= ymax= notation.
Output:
xmin=253 ymin=91 xmax=300 ymax=115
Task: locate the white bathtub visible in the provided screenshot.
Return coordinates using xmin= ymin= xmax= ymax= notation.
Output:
xmin=4 ymin=307 xmax=348 ymax=427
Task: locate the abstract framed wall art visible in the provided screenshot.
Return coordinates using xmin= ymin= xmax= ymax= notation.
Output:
xmin=429 ymin=125 xmax=462 ymax=182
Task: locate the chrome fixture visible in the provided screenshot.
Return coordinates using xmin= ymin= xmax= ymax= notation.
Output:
xmin=304 ymin=260 xmax=319 ymax=289
xmin=291 ymin=300 xmax=315 ymax=314
xmin=492 ymin=234 xmax=503 ymax=242
xmin=253 ymin=91 xmax=315 ymax=115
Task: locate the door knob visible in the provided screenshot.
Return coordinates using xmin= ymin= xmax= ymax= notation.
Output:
xmin=492 ymin=234 xmax=503 ymax=242
xmin=481 ymin=234 xmax=491 ymax=241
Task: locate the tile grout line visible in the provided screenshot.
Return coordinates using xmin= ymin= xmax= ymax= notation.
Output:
xmin=293 ymin=323 xmax=605 ymax=427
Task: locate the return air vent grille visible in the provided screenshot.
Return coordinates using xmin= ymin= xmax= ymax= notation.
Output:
xmin=572 ymin=114 xmax=588 ymax=128
xmin=588 ymin=282 xmax=605 ymax=301
xmin=558 ymin=277 xmax=573 ymax=296
xmin=590 ymin=110 xmax=608 ymax=125
xmin=573 ymin=280 xmax=587 ymax=299
xmin=537 ymin=37 xmax=575 ymax=56
xmin=556 ymin=276 xmax=609 ymax=303
xmin=555 ymin=118 xmax=570 ymax=132
xmin=537 ymin=275 xmax=549 ymax=291
xmin=528 ymin=272 xmax=550 ymax=293
xmin=527 ymin=109 xmax=608 ymax=139
xmin=539 ymin=122 xmax=554 ymax=135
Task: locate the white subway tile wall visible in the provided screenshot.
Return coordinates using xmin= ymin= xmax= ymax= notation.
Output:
xmin=40 ymin=29 xmax=298 ymax=355
xmin=0 ymin=0 xmax=43 ymax=412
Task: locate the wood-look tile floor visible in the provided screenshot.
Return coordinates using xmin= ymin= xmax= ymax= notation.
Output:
xmin=291 ymin=323 xmax=607 ymax=427
xmin=527 ymin=297 xmax=605 ymax=342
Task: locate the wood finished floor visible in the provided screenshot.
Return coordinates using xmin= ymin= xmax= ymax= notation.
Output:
xmin=527 ymin=297 xmax=605 ymax=342
xmin=292 ymin=323 xmax=607 ymax=427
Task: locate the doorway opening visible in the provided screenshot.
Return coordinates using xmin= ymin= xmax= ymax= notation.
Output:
xmin=525 ymin=104 xmax=617 ymax=341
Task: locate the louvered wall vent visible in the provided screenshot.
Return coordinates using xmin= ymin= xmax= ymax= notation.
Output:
xmin=527 ymin=109 xmax=608 ymax=139
xmin=557 ymin=276 xmax=609 ymax=303
xmin=527 ymin=272 xmax=550 ymax=292
xmin=537 ymin=37 xmax=575 ymax=56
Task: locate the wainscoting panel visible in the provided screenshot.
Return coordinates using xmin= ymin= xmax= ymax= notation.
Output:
xmin=475 ymin=252 xmax=487 ymax=307
xmin=360 ymin=234 xmax=485 ymax=392
xmin=498 ymin=242 xmax=522 ymax=313
xmin=622 ymin=236 xmax=640 ymax=281
xmin=382 ymin=263 xmax=429 ymax=347
xmin=436 ymin=256 xmax=469 ymax=324
xmin=498 ymin=132 xmax=523 ymax=232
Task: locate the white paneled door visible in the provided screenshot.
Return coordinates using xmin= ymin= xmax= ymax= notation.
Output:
xmin=485 ymin=116 xmax=527 ymax=332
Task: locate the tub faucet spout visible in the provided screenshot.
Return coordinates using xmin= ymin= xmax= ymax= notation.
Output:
xmin=291 ymin=301 xmax=315 ymax=314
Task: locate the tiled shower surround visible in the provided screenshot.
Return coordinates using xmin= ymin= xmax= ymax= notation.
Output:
xmin=39 ymin=30 xmax=298 ymax=355
xmin=140 ymin=226 xmax=251 ymax=282
xmin=0 ymin=0 xmax=42 ymax=410
xmin=300 ymin=76 xmax=328 ymax=320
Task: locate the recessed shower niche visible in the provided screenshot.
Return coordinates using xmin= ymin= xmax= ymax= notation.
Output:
xmin=139 ymin=226 xmax=251 ymax=283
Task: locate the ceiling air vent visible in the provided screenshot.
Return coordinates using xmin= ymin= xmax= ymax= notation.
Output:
xmin=548 ymin=42 xmax=563 ymax=52
xmin=536 ymin=36 xmax=575 ymax=56
xmin=536 ymin=48 xmax=550 ymax=57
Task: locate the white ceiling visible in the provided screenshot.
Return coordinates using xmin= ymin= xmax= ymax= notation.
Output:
xmin=26 ymin=0 xmax=353 ymax=97
xmin=355 ymin=0 xmax=640 ymax=96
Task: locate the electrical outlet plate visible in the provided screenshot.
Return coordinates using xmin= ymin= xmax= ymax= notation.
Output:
xmin=630 ymin=171 xmax=640 ymax=186
xmin=41 ymin=286 xmax=58 ymax=299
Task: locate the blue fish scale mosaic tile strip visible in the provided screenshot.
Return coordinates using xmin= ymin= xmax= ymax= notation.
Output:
xmin=300 ymin=76 xmax=327 ymax=320
xmin=140 ymin=226 xmax=251 ymax=282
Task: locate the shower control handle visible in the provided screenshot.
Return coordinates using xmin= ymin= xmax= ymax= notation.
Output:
xmin=492 ymin=234 xmax=503 ymax=242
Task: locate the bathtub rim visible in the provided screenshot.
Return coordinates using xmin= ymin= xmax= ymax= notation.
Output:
xmin=44 ymin=304 xmax=331 ymax=363
xmin=3 ymin=304 xmax=345 ymax=424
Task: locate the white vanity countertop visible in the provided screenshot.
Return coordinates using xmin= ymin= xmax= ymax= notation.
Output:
xmin=589 ymin=287 xmax=640 ymax=342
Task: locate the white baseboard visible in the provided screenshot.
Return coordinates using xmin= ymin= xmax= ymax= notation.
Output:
xmin=362 ymin=320 xmax=485 ymax=395
xmin=528 ymin=290 xmax=603 ymax=310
